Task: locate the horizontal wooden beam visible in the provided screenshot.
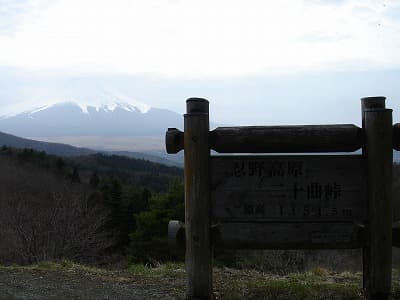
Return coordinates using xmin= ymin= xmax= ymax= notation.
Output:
xmin=165 ymin=124 xmax=364 ymax=154
xmin=213 ymin=222 xmax=364 ymax=249
xmin=168 ymin=220 xmax=369 ymax=249
xmin=210 ymin=125 xmax=363 ymax=153
xmin=394 ymin=123 xmax=400 ymax=151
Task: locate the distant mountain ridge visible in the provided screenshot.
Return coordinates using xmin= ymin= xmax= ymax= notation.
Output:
xmin=0 ymin=101 xmax=182 ymax=137
xmin=0 ymin=131 xmax=94 ymax=156
xmin=0 ymin=131 xmax=182 ymax=167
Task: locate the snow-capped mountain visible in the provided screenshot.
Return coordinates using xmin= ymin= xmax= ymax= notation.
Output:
xmin=0 ymin=98 xmax=182 ymax=138
xmin=28 ymin=99 xmax=150 ymax=116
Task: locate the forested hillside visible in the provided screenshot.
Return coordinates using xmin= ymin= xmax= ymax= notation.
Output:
xmin=70 ymin=153 xmax=182 ymax=192
xmin=0 ymin=146 xmax=184 ymax=265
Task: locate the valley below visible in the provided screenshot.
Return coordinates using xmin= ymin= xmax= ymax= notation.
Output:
xmin=30 ymin=135 xmax=165 ymax=152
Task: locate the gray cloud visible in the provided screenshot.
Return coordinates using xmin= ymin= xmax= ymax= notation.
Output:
xmin=0 ymin=0 xmax=31 ymax=35
xmin=304 ymin=0 xmax=347 ymax=6
xmin=0 ymin=0 xmax=52 ymax=35
xmin=384 ymin=5 xmax=400 ymax=21
xmin=299 ymin=32 xmax=352 ymax=43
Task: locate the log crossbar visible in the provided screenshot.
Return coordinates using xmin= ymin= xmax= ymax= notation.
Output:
xmin=166 ymin=124 xmax=363 ymax=154
xmin=210 ymin=125 xmax=362 ymax=153
xmin=167 ymin=123 xmax=400 ymax=153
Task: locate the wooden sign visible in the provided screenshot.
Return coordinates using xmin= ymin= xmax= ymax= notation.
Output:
xmin=166 ymin=97 xmax=396 ymax=300
xmin=211 ymin=155 xmax=366 ymax=223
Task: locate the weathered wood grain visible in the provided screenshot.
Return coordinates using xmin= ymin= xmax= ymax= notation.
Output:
xmin=165 ymin=128 xmax=183 ymax=154
xmin=361 ymin=96 xmax=386 ymax=111
xmin=394 ymin=123 xmax=400 ymax=150
xmin=211 ymin=155 xmax=366 ymax=223
xmin=393 ymin=225 xmax=400 ymax=248
xmin=209 ymin=124 xmax=363 ymax=153
xmin=184 ymin=98 xmax=213 ymax=300
xmin=364 ymin=107 xmax=393 ymax=300
xmin=213 ymin=222 xmax=364 ymax=249
xmin=165 ymin=124 xmax=364 ymax=154
xmin=361 ymin=96 xmax=386 ymax=293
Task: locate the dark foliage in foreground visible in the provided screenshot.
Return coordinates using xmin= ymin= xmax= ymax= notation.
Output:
xmin=128 ymin=180 xmax=184 ymax=264
xmin=0 ymin=146 xmax=183 ymax=264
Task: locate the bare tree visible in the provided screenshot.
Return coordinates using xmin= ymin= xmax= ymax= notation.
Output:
xmin=0 ymin=157 xmax=115 ymax=264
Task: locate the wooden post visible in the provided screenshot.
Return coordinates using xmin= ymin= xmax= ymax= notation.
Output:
xmin=361 ymin=96 xmax=386 ymax=295
xmin=184 ymin=98 xmax=212 ymax=299
xmin=394 ymin=123 xmax=400 ymax=150
xmin=364 ymin=102 xmax=393 ymax=299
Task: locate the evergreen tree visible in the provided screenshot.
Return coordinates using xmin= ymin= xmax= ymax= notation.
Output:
xmin=128 ymin=180 xmax=184 ymax=263
xmin=70 ymin=167 xmax=81 ymax=183
xmin=89 ymin=171 xmax=100 ymax=187
xmin=56 ymin=157 xmax=66 ymax=171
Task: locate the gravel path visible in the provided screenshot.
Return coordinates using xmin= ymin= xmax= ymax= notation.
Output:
xmin=0 ymin=268 xmax=184 ymax=300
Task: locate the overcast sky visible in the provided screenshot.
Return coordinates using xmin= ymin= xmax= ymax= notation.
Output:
xmin=0 ymin=0 xmax=399 ymax=124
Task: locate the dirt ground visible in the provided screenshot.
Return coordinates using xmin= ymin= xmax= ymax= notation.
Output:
xmin=0 ymin=263 xmax=398 ymax=300
xmin=0 ymin=267 xmax=185 ymax=300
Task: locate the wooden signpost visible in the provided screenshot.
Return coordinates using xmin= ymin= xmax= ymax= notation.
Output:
xmin=166 ymin=96 xmax=399 ymax=300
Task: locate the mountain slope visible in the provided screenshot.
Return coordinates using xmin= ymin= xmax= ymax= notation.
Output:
xmin=0 ymin=131 xmax=94 ymax=156
xmin=0 ymin=131 xmax=182 ymax=166
xmin=0 ymin=101 xmax=182 ymax=137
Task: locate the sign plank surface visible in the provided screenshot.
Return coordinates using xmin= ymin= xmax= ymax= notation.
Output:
xmin=211 ymin=155 xmax=366 ymax=222
xmin=214 ymin=222 xmax=364 ymax=249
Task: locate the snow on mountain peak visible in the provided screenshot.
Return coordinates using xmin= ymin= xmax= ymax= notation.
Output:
xmin=0 ymin=87 xmax=152 ymax=119
xmin=102 ymin=101 xmax=150 ymax=114
xmin=73 ymin=100 xmax=151 ymax=114
xmin=66 ymin=90 xmax=151 ymax=114
xmin=89 ymin=90 xmax=151 ymax=113
xmin=29 ymin=104 xmax=54 ymax=115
